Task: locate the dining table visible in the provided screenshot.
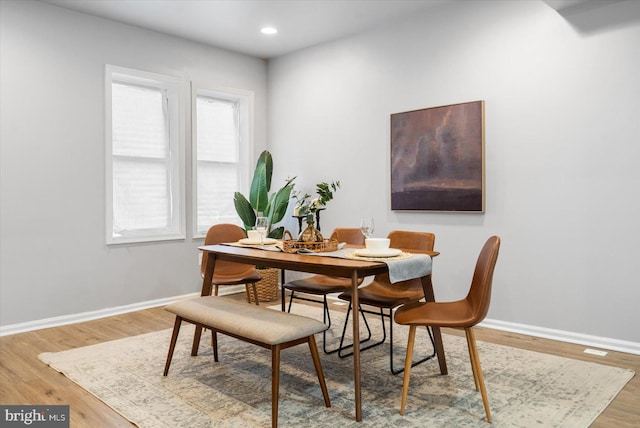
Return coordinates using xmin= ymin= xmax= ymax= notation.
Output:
xmin=194 ymin=243 xmax=448 ymax=422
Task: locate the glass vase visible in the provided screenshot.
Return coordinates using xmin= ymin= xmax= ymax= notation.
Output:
xmin=298 ymin=220 xmax=323 ymax=242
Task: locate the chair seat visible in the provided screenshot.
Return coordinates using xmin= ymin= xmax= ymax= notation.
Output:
xmin=284 ymin=275 xmax=361 ymax=295
xmin=206 ymin=271 xmax=262 ymax=286
xmin=394 ymin=300 xmax=475 ymax=328
xmin=339 ymin=281 xmax=424 ymax=309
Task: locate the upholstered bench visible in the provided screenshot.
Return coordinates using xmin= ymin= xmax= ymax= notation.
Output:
xmin=163 ymin=296 xmax=331 ymax=428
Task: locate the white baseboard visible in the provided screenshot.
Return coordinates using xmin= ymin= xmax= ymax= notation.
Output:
xmin=3 ymin=290 xmax=639 ymax=356
xmin=326 ymin=294 xmax=640 ymax=356
xmin=0 ymin=288 xmax=237 ymax=337
xmin=480 ymin=318 xmax=640 ymax=356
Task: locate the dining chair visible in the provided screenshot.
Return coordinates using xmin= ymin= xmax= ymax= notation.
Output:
xmin=394 ymin=236 xmax=501 ymax=422
xmin=201 ymin=223 xmax=262 ymax=305
xmin=337 ymin=230 xmax=437 ymax=374
xmin=282 ymin=227 xmax=368 ymax=354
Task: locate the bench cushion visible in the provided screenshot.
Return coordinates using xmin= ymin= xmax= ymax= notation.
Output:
xmin=166 ymin=296 xmax=328 ymax=345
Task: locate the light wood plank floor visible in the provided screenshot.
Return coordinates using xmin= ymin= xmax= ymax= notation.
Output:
xmin=1 ymin=291 xmax=638 ymax=427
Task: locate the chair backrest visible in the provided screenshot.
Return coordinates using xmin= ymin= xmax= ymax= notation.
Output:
xmin=201 ymin=224 xmax=254 ymax=277
xmin=373 ymin=230 xmax=436 ymax=284
xmin=464 ymin=236 xmax=501 ymax=326
xmin=330 ymin=228 xmax=365 ymax=245
xmin=387 ymin=230 xmax=435 ymax=253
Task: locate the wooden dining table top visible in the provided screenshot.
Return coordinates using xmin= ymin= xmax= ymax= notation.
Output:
xmin=199 ymin=243 xmax=439 ymax=278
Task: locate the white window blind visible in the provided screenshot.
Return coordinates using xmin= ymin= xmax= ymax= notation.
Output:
xmin=106 ymin=66 xmax=185 ymax=244
xmin=194 ymin=88 xmax=253 ymax=237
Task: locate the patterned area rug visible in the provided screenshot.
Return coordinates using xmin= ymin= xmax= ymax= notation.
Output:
xmin=39 ymin=302 xmax=634 ymax=427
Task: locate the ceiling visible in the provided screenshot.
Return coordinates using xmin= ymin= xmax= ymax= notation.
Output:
xmin=40 ymin=0 xmax=600 ymax=59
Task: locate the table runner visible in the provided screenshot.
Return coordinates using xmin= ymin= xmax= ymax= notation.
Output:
xmin=222 ymin=242 xmax=432 ymax=283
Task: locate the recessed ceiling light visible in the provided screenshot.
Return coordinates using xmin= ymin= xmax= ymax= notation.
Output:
xmin=261 ymin=27 xmax=278 ymax=35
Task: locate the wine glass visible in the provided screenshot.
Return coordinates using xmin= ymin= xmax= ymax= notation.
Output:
xmin=360 ymin=217 xmax=374 ymax=239
xmin=255 ymin=216 xmax=269 ymax=247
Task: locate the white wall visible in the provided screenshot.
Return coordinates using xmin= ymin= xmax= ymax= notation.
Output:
xmin=268 ymin=0 xmax=640 ymax=343
xmin=0 ymin=1 xmax=267 ymax=325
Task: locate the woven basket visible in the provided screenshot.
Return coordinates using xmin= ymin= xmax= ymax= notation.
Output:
xmin=248 ymin=267 xmax=279 ymax=303
xmin=281 ymin=230 xmax=339 ymax=253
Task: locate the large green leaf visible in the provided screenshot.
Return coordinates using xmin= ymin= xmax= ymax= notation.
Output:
xmin=268 ymin=226 xmax=285 ymax=239
xmin=233 ymin=191 xmax=256 ymax=231
xmin=249 ymin=162 xmax=269 ymax=213
xmin=258 ymin=150 xmax=273 ymax=191
xmin=249 ymin=151 xmax=273 ymax=213
xmin=266 ymin=180 xmax=295 ymax=225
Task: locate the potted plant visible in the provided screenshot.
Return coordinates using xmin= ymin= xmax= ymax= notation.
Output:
xmin=233 ymin=150 xmax=295 ymax=239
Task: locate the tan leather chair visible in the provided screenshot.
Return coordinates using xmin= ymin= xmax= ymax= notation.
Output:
xmin=395 ymin=236 xmax=501 ymax=422
xmin=282 ymin=228 xmax=366 ymax=354
xmin=337 ymin=230 xmax=437 ymax=374
xmin=201 ymin=224 xmax=262 ymax=305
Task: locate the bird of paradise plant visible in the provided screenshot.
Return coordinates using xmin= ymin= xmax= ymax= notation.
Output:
xmin=233 ymin=150 xmax=295 ymax=239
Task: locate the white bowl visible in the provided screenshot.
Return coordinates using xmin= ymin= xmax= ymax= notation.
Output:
xmin=247 ymin=230 xmax=261 ymax=241
xmin=365 ymin=238 xmax=390 ymax=252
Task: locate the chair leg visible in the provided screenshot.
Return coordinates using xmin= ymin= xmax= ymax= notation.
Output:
xmin=287 ymin=291 xmax=348 ymax=355
xmin=465 ymin=328 xmax=492 ymax=423
xmin=211 ymin=329 xmax=219 ymax=362
xmin=337 ymin=302 xmax=374 ymax=358
xmin=390 ymin=321 xmax=436 ymax=375
xmin=164 ymin=316 xmax=182 ymax=376
xmin=319 ymin=295 xmax=343 ymax=355
xmin=338 ymin=304 xmax=435 ymax=375
xmin=400 ymin=325 xmax=417 ymax=415
xmin=247 ymin=283 xmax=259 ymax=305
xmin=466 ymin=328 xmax=480 ymax=391
xmin=308 ymin=335 xmax=331 ymax=408
xmin=271 ymin=344 xmax=281 ymax=428
xmin=286 ymin=290 xmax=295 ymax=313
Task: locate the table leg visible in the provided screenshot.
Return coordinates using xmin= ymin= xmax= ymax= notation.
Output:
xmin=421 ymin=274 xmax=448 ymax=375
xmin=351 ymin=270 xmax=362 ymax=421
xmin=192 ymin=252 xmax=216 ymax=356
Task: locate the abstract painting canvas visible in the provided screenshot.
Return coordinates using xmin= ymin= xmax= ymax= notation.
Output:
xmin=391 ymin=100 xmax=485 ymax=212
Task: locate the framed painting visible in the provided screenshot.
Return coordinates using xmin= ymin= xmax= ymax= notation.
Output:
xmin=390 ymin=100 xmax=485 ymax=212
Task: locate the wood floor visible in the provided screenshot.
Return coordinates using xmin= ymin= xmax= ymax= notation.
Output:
xmin=1 ymin=291 xmax=638 ymax=427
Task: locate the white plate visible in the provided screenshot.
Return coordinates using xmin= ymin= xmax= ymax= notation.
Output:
xmin=238 ymin=238 xmax=278 ymax=245
xmin=354 ymin=248 xmax=402 ymax=258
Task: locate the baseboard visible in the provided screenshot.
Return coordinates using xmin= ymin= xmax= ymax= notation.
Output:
xmin=3 ymin=290 xmax=639 ymax=356
xmin=1 ymin=288 xmax=231 ymax=337
xmin=480 ymin=318 xmax=640 ymax=356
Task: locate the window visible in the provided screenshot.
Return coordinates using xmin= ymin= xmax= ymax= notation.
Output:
xmin=193 ymin=87 xmax=253 ymax=237
xmin=105 ymin=65 xmax=185 ymax=244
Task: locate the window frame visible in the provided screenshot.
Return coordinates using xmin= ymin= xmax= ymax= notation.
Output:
xmin=192 ymin=85 xmax=254 ymax=239
xmin=105 ymin=65 xmax=186 ymax=245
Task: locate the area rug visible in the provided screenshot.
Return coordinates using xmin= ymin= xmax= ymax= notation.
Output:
xmin=39 ymin=303 xmax=634 ymax=428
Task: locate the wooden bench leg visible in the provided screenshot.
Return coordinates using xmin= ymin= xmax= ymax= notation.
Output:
xmin=271 ymin=344 xmax=281 ymax=428
xmin=308 ymin=335 xmax=331 ymax=408
xmin=164 ymin=316 xmax=183 ymax=376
